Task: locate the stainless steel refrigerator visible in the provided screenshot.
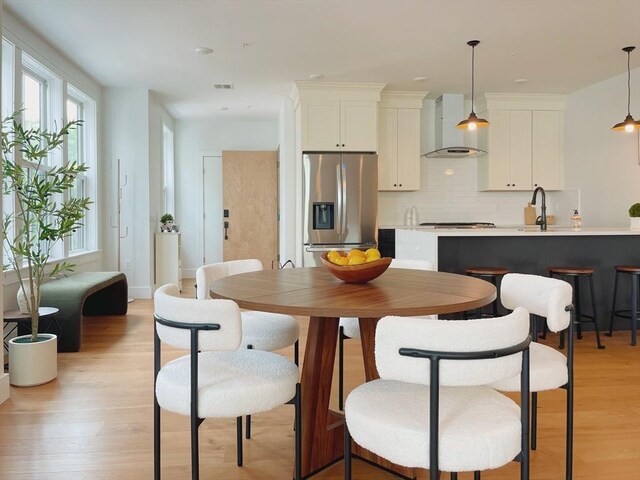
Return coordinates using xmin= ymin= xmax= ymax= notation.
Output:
xmin=303 ymin=152 xmax=378 ymax=266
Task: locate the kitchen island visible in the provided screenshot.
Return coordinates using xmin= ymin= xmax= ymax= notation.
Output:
xmin=394 ymin=227 xmax=640 ymax=327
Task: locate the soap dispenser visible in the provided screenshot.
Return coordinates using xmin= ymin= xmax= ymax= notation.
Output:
xmin=410 ymin=206 xmax=418 ymax=226
xmin=571 ymin=210 xmax=582 ymax=231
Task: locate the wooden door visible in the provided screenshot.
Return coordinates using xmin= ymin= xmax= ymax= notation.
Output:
xmin=222 ymin=151 xmax=278 ymax=269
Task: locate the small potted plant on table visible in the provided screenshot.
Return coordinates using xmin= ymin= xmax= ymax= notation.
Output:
xmin=2 ymin=112 xmax=90 ymax=386
xmin=160 ymin=213 xmax=174 ymax=233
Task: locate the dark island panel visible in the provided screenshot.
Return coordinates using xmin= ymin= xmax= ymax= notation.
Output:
xmin=438 ymin=235 xmax=640 ymax=331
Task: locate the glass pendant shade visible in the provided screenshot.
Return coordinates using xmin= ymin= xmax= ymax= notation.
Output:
xmin=457 ymin=40 xmax=489 ymax=130
xmin=612 ymin=46 xmax=640 ymax=132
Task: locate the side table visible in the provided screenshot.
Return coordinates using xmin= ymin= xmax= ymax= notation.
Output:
xmin=3 ymin=307 xmax=61 ymax=353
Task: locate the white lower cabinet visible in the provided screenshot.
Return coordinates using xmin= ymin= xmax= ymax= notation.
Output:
xmin=155 ymin=233 xmax=182 ymax=291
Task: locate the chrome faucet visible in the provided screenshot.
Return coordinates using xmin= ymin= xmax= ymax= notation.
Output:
xmin=531 ymin=186 xmax=547 ymax=231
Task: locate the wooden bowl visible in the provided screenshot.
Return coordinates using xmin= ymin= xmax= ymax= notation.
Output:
xmin=320 ymin=253 xmax=392 ymax=284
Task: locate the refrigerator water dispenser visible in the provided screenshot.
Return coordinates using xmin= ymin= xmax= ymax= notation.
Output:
xmin=313 ymin=202 xmax=334 ymax=230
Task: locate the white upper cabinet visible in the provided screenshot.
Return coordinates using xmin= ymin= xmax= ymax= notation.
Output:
xmin=477 ymin=94 xmax=565 ymax=191
xmin=377 ymin=92 xmax=427 ymax=191
xmin=292 ymin=82 xmax=386 ymax=152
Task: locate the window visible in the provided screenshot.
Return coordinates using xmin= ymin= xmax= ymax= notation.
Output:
xmin=162 ymin=124 xmax=175 ymax=214
xmin=1 ymin=33 xmax=99 ymax=274
xmin=66 ymin=84 xmax=97 ymax=255
xmin=22 ymin=70 xmax=45 ymax=131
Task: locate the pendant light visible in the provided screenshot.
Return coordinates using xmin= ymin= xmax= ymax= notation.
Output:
xmin=612 ymin=46 xmax=640 ymax=132
xmin=457 ymin=40 xmax=489 ymax=130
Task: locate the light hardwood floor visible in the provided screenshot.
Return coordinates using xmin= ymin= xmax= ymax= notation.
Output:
xmin=1 ymin=282 xmax=639 ymax=480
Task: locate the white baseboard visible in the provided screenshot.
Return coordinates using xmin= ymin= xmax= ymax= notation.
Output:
xmin=183 ymin=268 xmax=196 ymax=278
xmin=128 ymin=286 xmax=152 ymax=299
xmin=0 ymin=373 xmax=9 ymax=404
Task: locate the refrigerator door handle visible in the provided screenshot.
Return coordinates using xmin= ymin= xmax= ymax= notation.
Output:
xmin=336 ymin=164 xmax=343 ymax=236
xmin=341 ymin=163 xmax=347 ymax=238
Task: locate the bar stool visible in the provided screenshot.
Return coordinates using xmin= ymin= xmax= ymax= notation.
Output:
xmin=463 ymin=266 xmax=508 ymax=318
xmin=549 ymin=266 xmax=605 ymax=349
xmin=606 ymin=265 xmax=640 ymax=346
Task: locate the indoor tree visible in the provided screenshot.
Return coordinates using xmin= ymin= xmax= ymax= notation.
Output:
xmin=2 ymin=112 xmax=90 ymax=342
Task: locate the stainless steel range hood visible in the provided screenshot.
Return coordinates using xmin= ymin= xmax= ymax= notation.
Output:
xmin=422 ymin=94 xmax=486 ymax=158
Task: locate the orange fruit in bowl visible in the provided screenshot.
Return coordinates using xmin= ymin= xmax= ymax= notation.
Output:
xmin=348 ymin=256 xmax=366 ymax=266
xmin=327 ymin=250 xmax=341 ymax=262
xmin=365 ymin=256 xmax=380 ymax=263
xmin=347 ymin=249 xmax=366 ymax=259
xmin=333 ymin=256 xmax=349 ymax=266
xmin=365 ymin=248 xmax=381 ymax=260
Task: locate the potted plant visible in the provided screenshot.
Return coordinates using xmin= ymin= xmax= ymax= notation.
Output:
xmin=160 ymin=213 xmax=174 ymax=233
xmin=630 ymin=203 xmax=640 ymax=231
xmin=2 ymin=112 xmax=90 ymax=386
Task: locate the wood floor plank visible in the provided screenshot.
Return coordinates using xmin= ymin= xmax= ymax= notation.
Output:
xmin=1 ymin=281 xmax=639 ymax=479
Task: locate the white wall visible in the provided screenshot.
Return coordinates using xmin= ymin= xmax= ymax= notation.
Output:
xmin=563 ymin=67 xmax=640 ymax=227
xmin=278 ymin=98 xmax=297 ymax=265
xmin=174 ymin=118 xmax=278 ymax=276
xmin=101 ymin=88 xmax=152 ymax=298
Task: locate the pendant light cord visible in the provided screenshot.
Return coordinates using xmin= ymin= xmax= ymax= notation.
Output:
xmin=627 ymin=49 xmax=631 ymax=116
xmin=471 ymin=44 xmax=475 ymax=114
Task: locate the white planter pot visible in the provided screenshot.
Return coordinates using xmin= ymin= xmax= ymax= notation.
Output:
xmin=631 ymin=217 xmax=640 ymax=231
xmin=8 ymin=334 xmax=57 ymax=387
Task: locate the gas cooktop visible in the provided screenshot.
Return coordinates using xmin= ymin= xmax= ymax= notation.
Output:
xmin=419 ymin=222 xmax=496 ymax=229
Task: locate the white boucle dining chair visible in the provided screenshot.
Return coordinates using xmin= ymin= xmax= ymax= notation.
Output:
xmin=490 ymin=273 xmax=575 ymax=480
xmin=338 ymin=258 xmax=435 ymax=410
xmin=196 ymin=259 xmax=300 ymax=439
xmin=344 ymin=308 xmax=532 ymax=480
xmin=153 ymin=284 xmax=301 ymax=480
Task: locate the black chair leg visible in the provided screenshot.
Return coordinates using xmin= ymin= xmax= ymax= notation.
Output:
xmin=294 ymin=339 xmax=299 ymax=366
xmin=474 ymin=472 xmax=481 ymax=480
xmin=632 ymin=274 xmax=638 ymax=346
xmin=531 ymin=392 xmax=538 ymax=450
xmin=566 ymin=383 xmax=574 ymax=480
xmin=295 ymin=383 xmax=302 ymax=480
xmin=344 ymin=420 xmax=352 ymax=480
xmin=451 ymin=473 xmax=458 ymax=480
xmin=339 ymin=326 xmax=345 ymax=411
xmin=236 ymin=416 xmax=243 ymax=467
xmin=191 ymin=417 xmax=200 ymax=480
xmin=606 ymin=271 xmax=620 ymax=337
xmin=589 ymin=275 xmax=605 ymax=349
xmin=246 ymin=345 xmax=253 ymax=440
xmin=154 ymin=398 xmax=161 ymax=480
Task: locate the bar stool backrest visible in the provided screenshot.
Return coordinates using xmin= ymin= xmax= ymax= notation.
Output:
xmin=501 ymin=273 xmax=572 ymax=333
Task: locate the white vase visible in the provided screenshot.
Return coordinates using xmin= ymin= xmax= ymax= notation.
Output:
xmin=8 ymin=334 xmax=57 ymax=386
xmin=631 ymin=217 xmax=640 ymax=231
xmin=16 ymin=282 xmax=40 ymax=315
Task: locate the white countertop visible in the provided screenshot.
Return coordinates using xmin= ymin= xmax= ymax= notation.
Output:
xmin=385 ymin=226 xmax=640 ymax=237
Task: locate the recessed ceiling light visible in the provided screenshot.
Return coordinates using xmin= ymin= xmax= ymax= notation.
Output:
xmin=309 ymin=73 xmax=325 ymax=80
xmin=514 ymin=78 xmax=529 ymax=84
xmin=195 ymin=46 xmax=213 ymax=55
xmin=414 ymin=76 xmax=427 ymax=82
xmin=218 ymin=107 xmax=229 ymax=111
xmin=213 ymin=83 xmax=234 ymax=89
xmin=241 ymin=43 xmax=250 ymax=49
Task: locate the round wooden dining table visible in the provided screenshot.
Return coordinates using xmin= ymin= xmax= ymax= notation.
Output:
xmin=210 ymin=266 xmax=496 ymax=479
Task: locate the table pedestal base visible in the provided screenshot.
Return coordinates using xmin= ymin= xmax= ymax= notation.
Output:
xmin=299 ymin=316 xmax=416 ymax=479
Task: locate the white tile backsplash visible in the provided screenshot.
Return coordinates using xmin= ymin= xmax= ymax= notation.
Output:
xmin=378 ymin=157 xmax=579 ymax=227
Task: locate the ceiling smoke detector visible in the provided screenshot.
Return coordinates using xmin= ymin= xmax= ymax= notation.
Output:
xmin=195 ymin=47 xmax=213 ymax=55
xmin=213 ymin=84 xmax=234 ymax=90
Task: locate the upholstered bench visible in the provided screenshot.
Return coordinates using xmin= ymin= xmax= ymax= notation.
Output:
xmin=37 ymin=272 xmax=128 ymax=352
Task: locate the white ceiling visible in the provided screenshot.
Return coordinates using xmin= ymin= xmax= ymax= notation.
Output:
xmin=5 ymin=0 xmax=640 ymax=121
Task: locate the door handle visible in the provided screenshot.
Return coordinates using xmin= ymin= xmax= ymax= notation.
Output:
xmin=224 ymin=221 xmax=229 ymax=240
